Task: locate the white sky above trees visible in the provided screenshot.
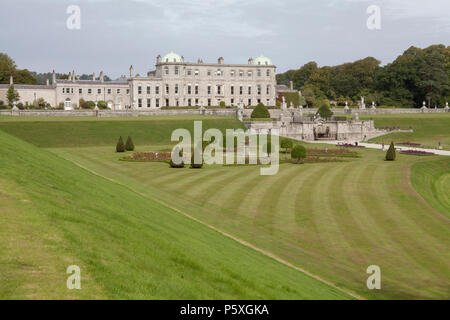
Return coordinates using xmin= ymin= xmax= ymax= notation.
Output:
xmin=0 ymin=0 xmax=449 ymax=78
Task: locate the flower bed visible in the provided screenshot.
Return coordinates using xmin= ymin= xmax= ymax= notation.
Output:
xmin=399 ymin=150 xmax=434 ymax=156
xmin=123 ymin=152 xmax=171 ymax=161
xmin=306 ymin=148 xmax=358 ymax=157
xmin=398 ymin=142 xmax=421 ymax=147
xmin=337 ymin=143 xmax=366 ymax=148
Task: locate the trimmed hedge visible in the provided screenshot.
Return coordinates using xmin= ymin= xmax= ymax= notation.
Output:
xmin=116 ymin=136 xmax=125 ymax=152
xmin=385 ymin=142 xmax=396 ymax=161
xmin=125 ymin=136 xmax=135 ymax=151
xmin=251 ymin=103 xmax=270 ymax=119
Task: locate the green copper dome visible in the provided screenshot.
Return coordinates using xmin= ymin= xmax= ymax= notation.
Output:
xmin=253 ymin=55 xmax=272 ymax=66
xmin=162 ymin=52 xmax=183 ymax=63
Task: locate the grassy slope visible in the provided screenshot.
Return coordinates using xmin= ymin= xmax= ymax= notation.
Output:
xmin=361 ymin=113 xmax=450 ymax=150
xmin=411 ymin=158 xmax=450 ymax=219
xmin=0 ymin=116 xmax=245 ymax=148
xmin=53 ymin=145 xmax=450 ymax=300
xmin=0 ymin=130 xmax=350 ymax=300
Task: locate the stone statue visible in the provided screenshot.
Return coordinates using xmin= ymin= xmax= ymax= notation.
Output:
xmin=371 ymin=101 xmax=376 ymax=110
xmin=445 ymin=102 xmax=449 ymax=110
xmin=360 ymin=96 xmax=366 ymax=109
xmin=344 ymin=101 xmax=349 ymax=111
xmin=281 ymin=96 xmax=287 ymax=110
xmin=289 ymin=102 xmax=294 ymax=109
xmin=354 ymin=112 xmax=359 ymax=120
xmin=421 ymin=101 xmax=427 ymax=109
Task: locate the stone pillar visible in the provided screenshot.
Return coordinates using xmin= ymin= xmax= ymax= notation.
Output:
xmin=52 ymin=70 xmax=56 ymax=86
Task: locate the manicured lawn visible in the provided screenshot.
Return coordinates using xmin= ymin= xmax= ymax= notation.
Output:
xmin=361 ymin=113 xmax=450 ymax=150
xmin=0 ymin=116 xmax=245 ymax=148
xmin=0 ymin=130 xmax=350 ymax=299
xmin=1 ymin=115 xmax=449 ymax=300
xmin=52 ymin=144 xmax=450 ymax=300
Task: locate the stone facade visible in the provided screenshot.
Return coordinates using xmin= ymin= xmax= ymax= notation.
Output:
xmin=245 ymin=110 xmax=386 ymax=142
xmin=0 ymin=52 xmax=277 ymax=110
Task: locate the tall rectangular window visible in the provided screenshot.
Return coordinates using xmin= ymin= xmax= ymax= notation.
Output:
xmin=147 ymin=99 xmax=151 ymax=108
xmin=207 ymin=85 xmax=211 ymax=95
xmin=165 ymin=84 xmax=169 ymax=94
xmin=155 ymin=86 xmax=159 ymax=95
xmin=175 ymin=84 xmax=178 ymax=94
xmin=248 ymin=86 xmax=251 ymax=95
xmin=217 ymin=85 xmax=222 ymax=95
xmin=248 ymin=99 xmax=252 ymax=106
xmin=138 ymin=86 xmax=142 ymax=95
xmin=138 ymin=98 xmax=142 ymax=108
xmin=239 ymin=86 xmax=243 ymax=95
xmin=195 ymin=85 xmax=199 ymax=95
xmin=107 ymin=88 xmax=111 ymax=94
xmin=266 ymin=85 xmax=270 ymax=95
xmin=231 ymin=86 xmax=234 ymax=95
xmin=257 ymin=85 xmax=261 ymax=95
xmin=97 ymin=88 xmax=101 ymax=94
xmin=156 ymin=98 xmax=160 ymax=108
xmin=187 ymin=85 xmax=192 ymax=95
xmin=147 ymin=86 xmax=150 ymax=94
xmin=79 ymin=88 xmax=82 ymax=94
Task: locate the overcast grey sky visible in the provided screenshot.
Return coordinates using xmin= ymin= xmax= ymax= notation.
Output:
xmin=0 ymin=0 xmax=449 ymax=78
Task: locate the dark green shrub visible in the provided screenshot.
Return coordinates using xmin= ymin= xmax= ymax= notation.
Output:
xmin=280 ymin=138 xmax=293 ymax=153
xmin=125 ymin=136 xmax=135 ymax=151
xmin=291 ymin=145 xmax=307 ymax=163
xmin=190 ymin=145 xmax=203 ymax=168
xmin=251 ymin=103 xmax=270 ymax=119
xmin=170 ymin=147 xmax=185 ymax=168
xmin=116 ymin=136 xmax=125 ymax=152
xmin=219 ymin=101 xmax=226 ymax=108
xmin=385 ymin=142 xmax=396 ymax=161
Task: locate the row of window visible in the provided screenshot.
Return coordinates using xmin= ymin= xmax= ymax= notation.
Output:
xmin=137 ymin=98 xmax=271 ymax=108
xmin=137 ymin=84 xmax=272 ymax=96
xmin=164 ymin=66 xmax=271 ymax=77
xmin=62 ymin=88 xmax=130 ymax=95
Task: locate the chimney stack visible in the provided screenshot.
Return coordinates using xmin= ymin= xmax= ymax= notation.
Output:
xmin=46 ymin=78 xmax=49 ymax=86
xmin=218 ymin=57 xmax=224 ymax=64
xmin=72 ymin=70 xmax=75 ymax=82
xmin=92 ymin=72 xmax=95 ymax=81
xmin=10 ymin=75 xmax=13 ymax=85
xmin=100 ymin=71 xmax=104 ymax=82
xmin=52 ymin=70 xmax=56 ymax=85
xmin=248 ymin=58 xmax=254 ymax=65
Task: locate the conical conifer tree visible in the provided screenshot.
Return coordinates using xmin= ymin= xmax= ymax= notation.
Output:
xmin=385 ymin=141 xmax=396 ymax=161
xmin=125 ymin=136 xmax=135 ymax=151
xmin=116 ymin=136 xmax=125 ymax=153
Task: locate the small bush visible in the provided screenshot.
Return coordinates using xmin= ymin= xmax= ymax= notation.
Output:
xmin=190 ymin=145 xmax=203 ymax=168
xmin=251 ymin=103 xmax=270 ymax=119
xmin=219 ymin=101 xmax=226 ymax=108
xmin=385 ymin=142 xmax=396 ymax=161
xmin=291 ymin=145 xmax=307 ymax=163
xmin=170 ymin=159 xmax=185 ymax=168
xmin=280 ymin=138 xmax=293 ymax=153
xmin=116 ymin=136 xmax=126 ymax=152
xmin=170 ymin=147 xmax=185 ymax=168
xmin=125 ymin=136 xmax=135 ymax=151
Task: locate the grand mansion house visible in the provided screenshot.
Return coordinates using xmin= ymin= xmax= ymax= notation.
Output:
xmin=0 ymin=52 xmax=280 ymax=110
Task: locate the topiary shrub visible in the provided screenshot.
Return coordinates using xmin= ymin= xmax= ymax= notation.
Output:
xmin=219 ymin=101 xmax=226 ymax=108
xmin=291 ymin=145 xmax=307 ymax=163
xmin=190 ymin=145 xmax=203 ymax=169
xmin=170 ymin=146 xmax=185 ymax=168
xmin=280 ymin=138 xmax=293 ymax=153
xmin=385 ymin=141 xmax=396 ymax=161
xmin=116 ymin=136 xmax=125 ymax=152
xmin=251 ymin=103 xmax=270 ymax=119
xmin=125 ymin=136 xmax=135 ymax=151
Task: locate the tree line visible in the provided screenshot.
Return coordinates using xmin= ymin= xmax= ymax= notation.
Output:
xmin=277 ymin=44 xmax=450 ymax=108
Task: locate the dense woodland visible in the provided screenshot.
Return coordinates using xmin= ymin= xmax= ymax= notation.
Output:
xmin=277 ymin=44 xmax=449 ymax=108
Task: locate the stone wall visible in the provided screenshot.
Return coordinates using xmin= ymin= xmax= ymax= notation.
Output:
xmin=0 ymin=107 xmax=448 ymax=118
